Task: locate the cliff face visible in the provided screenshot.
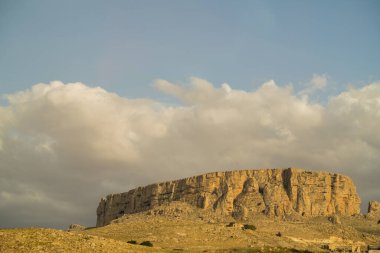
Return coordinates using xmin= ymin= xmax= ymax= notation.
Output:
xmin=96 ymin=168 xmax=361 ymax=227
xmin=367 ymin=201 xmax=380 ymax=219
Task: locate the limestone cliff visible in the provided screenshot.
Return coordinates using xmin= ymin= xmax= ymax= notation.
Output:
xmin=96 ymin=168 xmax=361 ymax=227
xmin=367 ymin=200 xmax=380 ymax=218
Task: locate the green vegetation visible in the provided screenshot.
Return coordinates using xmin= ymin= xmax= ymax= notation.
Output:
xmin=226 ymin=222 xmax=235 ymax=227
xmin=127 ymin=240 xmax=153 ymax=247
xmin=140 ymin=241 xmax=154 ymax=247
xmin=243 ymin=224 xmax=256 ymax=231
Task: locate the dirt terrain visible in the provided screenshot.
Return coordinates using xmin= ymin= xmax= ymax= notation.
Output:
xmin=2 ymin=201 xmax=378 ymax=253
xmin=85 ymin=202 xmax=380 ymax=252
xmin=0 ymin=227 xmax=166 ymax=253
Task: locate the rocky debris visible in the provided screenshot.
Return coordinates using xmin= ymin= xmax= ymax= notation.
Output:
xmin=111 ymin=201 xmax=224 ymax=228
xmin=323 ymin=236 xmax=365 ymax=253
xmin=328 ymin=215 xmax=341 ymax=225
xmin=226 ymin=222 xmax=244 ymax=229
xmin=368 ymin=201 xmax=380 ymax=219
xmin=87 ymin=201 xmax=380 ymax=252
xmin=68 ymin=224 xmax=86 ymax=231
xmin=97 ymin=168 xmax=361 ymax=226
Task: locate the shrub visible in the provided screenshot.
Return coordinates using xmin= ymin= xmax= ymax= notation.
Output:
xmin=127 ymin=240 xmax=137 ymax=244
xmin=289 ymin=249 xmax=312 ymax=253
xmin=243 ymin=224 xmax=256 ymax=230
xmin=140 ymin=241 xmax=153 ymax=247
xmin=226 ymin=222 xmax=235 ymax=227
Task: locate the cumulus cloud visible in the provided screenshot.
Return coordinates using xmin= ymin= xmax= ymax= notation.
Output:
xmin=0 ymin=78 xmax=379 ymax=228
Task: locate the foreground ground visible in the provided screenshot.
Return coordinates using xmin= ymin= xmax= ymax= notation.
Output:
xmin=0 ymin=228 xmax=168 ymax=253
xmin=1 ymin=202 xmax=379 ymax=252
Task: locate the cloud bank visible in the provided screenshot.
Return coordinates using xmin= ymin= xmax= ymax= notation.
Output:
xmin=0 ymin=77 xmax=379 ymax=228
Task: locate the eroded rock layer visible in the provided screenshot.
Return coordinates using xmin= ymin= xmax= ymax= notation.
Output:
xmin=96 ymin=168 xmax=360 ymax=226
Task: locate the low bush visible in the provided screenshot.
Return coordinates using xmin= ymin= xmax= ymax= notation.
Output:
xmin=140 ymin=241 xmax=153 ymax=247
xmin=127 ymin=240 xmax=137 ymax=244
xmin=243 ymin=224 xmax=256 ymax=230
xmin=226 ymin=222 xmax=235 ymax=227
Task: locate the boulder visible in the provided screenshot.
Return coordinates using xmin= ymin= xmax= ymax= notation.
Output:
xmin=68 ymin=224 xmax=86 ymax=231
xmin=328 ymin=215 xmax=341 ymax=225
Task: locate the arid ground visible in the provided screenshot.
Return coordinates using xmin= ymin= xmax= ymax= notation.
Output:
xmin=1 ymin=202 xmax=379 ymax=252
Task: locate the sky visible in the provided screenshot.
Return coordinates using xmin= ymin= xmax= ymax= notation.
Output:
xmin=0 ymin=0 xmax=379 ymax=229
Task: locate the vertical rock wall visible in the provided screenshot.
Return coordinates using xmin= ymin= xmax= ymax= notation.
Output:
xmin=96 ymin=168 xmax=361 ymax=227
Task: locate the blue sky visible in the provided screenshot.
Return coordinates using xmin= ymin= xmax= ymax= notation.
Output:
xmin=1 ymin=0 xmax=379 ymax=100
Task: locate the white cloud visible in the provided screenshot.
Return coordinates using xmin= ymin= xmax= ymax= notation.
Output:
xmin=0 ymin=78 xmax=379 ymax=228
xmin=299 ymin=73 xmax=328 ymax=95
xmin=311 ymin=73 xmax=328 ymax=89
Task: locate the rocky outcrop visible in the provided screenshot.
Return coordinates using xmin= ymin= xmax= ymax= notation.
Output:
xmin=367 ymin=201 xmax=380 ymax=218
xmin=68 ymin=224 xmax=86 ymax=231
xmin=96 ymin=168 xmax=361 ymax=226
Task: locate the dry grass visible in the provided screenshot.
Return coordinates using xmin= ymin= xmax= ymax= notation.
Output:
xmin=0 ymin=228 xmax=169 ymax=253
xmin=1 ymin=203 xmax=379 ymax=252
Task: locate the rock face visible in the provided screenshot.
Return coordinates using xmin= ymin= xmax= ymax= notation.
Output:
xmin=367 ymin=201 xmax=380 ymax=218
xmin=96 ymin=168 xmax=361 ymax=227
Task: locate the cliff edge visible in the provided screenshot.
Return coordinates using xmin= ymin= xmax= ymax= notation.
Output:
xmin=96 ymin=168 xmax=361 ymax=227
